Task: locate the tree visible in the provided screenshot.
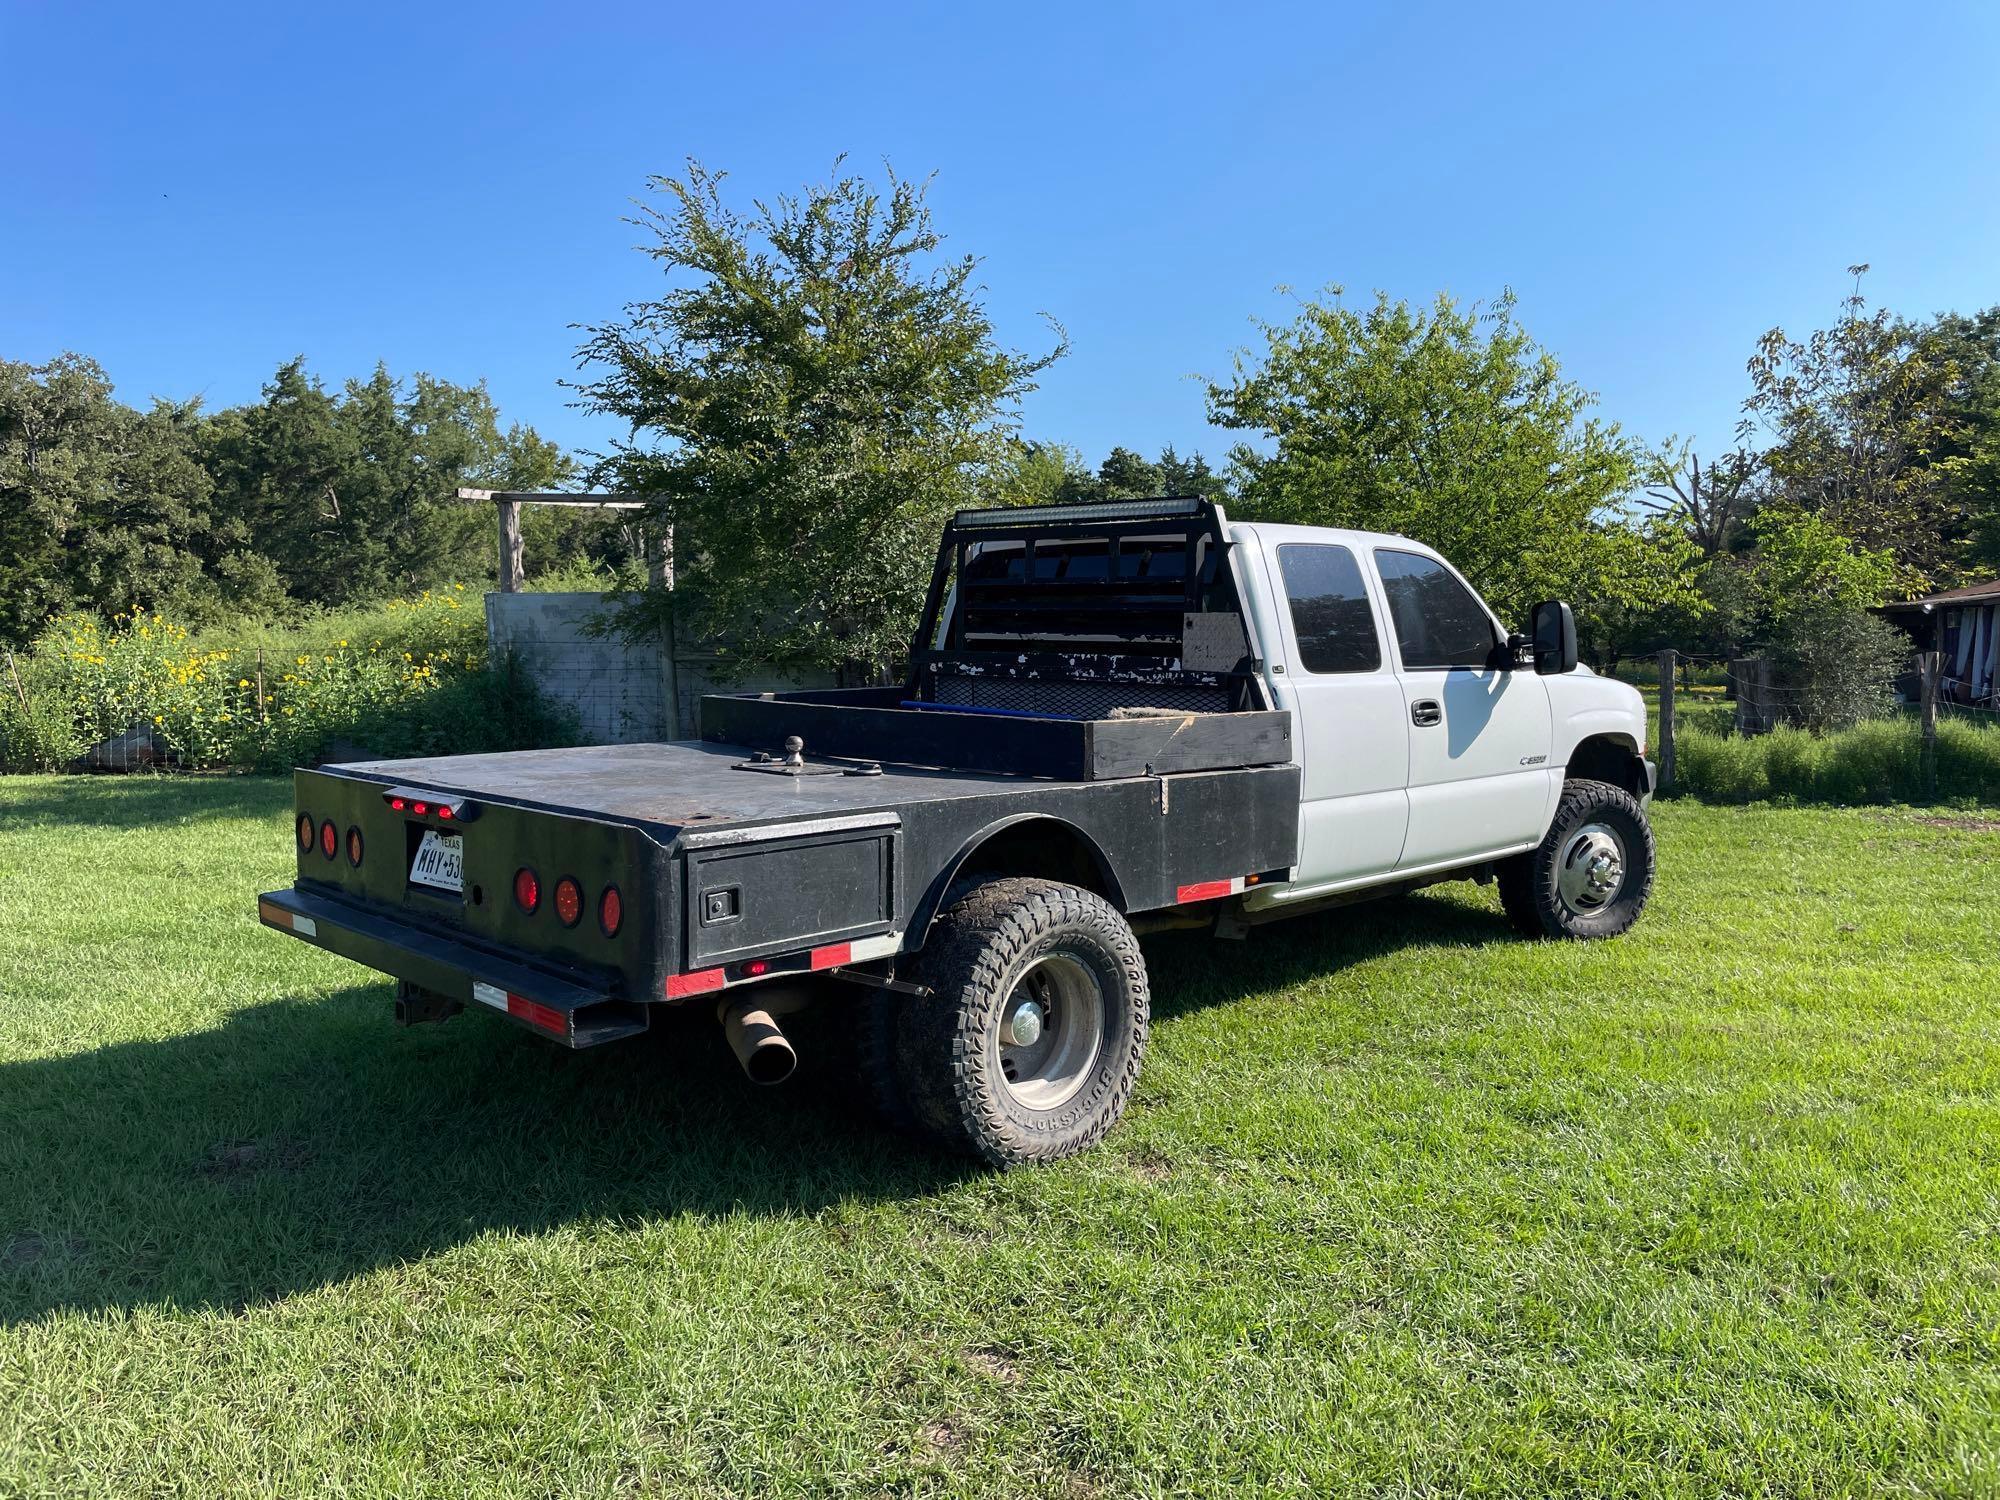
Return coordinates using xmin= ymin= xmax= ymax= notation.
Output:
xmin=1154 ymin=446 xmax=1230 ymax=504
xmin=0 ymin=355 xmax=130 ymax=637
xmin=204 ymin=359 xmax=575 ymax=605
xmin=1747 ymin=506 xmax=1905 ymax=730
xmin=990 ymin=440 xmax=1090 ymax=507
xmin=1206 ymin=287 xmax=1663 ymax=625
xmin=1925 ymin=305 xmax=2000 ymax=574
xmin=201 ymin=359 xmax=356 ymax=605
xmin=574 ymin=160 xmax=1063 ymax=678
xmin=1639 ymin=443 xmax=1759 ymax=559
xmin=0 ymin=355 xmax=264 ymax=637
xmin=1743 ymin=267 xmax=1972 ymax=595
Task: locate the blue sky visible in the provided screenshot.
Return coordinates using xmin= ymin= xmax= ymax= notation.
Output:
xmin=4 ymin=1 xmax=1997 ymax=478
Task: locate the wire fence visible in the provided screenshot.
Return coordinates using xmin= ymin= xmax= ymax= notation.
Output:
xmin=1642 ymin=646 xmax=1999 ymax=801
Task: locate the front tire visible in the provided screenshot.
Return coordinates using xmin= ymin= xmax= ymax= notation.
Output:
xmin=898 ymin=877 xmax=1149 ymax=1167
xmin=1497 ymin=778 xmax=1655 ymax=939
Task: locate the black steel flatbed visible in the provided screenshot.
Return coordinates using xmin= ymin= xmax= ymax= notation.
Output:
xmin=261 ymin=496 xmax=1301 ymax=1071
xmin=318 ymin=738 xmax=1087 ymax=841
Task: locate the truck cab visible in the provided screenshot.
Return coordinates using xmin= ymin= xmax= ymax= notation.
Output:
xmin=1230 ymin=522 xmax=1650 ymax=907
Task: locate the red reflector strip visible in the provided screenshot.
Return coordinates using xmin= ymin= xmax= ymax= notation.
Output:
xmin=1175 ymin=876 xmax=1247 ymax=904
xmin=809 ymin=942 xmax=852 ymax=970
xmin=665 ymin=967 xmax=726 ymax=1000
xmin=506 ymin=994 xmax=568 ymax=1036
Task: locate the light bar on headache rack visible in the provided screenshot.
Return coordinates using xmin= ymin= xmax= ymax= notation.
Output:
xmin=951 ymin=496 xmax=1209 ymax=529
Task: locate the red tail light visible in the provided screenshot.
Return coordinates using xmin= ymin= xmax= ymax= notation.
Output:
xmin=437 ymin=805 xmax=454 ymax=821
xmin=412 ymin=801 xmax=429 ymax=816
xmin=513 ymin=867 xmax=540 ymax=914
xmin=296 ymin=814 xmax=314 ymax=851
xmin=598 ymin=885 xmax=622 ymax=938
xmin=319 ymin=820 xmax=337 ymax=859
xmin=346 ymin=827 xmax=364 ymax=866
xmin=554 ymin=877 xmax=582 ymax=927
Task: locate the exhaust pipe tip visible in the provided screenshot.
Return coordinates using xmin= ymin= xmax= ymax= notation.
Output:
xmin=719 ymin=996 xmax=799 ymax=1085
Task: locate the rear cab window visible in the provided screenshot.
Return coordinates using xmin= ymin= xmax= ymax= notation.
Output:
xmin=1277 ymin=544 xmax=1382 ymax=673
xmin=1373 ymin=549 xmax=1499 ymax=670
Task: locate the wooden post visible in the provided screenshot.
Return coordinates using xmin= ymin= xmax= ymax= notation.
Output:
xmin=4 ymin=648 xmax=29 ymax=712
xmin=497 ymin=499 xmax=525 ymax=592
xmin=256 ymin=648 xmax=267 ymax=724
xmin=1732 ymin=655 xmax=1775 ymax=735
xmin=658 ymin=523 xmax=683 ymax=738
xmin=1656 ymin=648 xmax=1677 ymax=792
xmin=1918 ymin=649 xmax=1941 ymax=800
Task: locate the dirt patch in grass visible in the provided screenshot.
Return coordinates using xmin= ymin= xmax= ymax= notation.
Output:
xmin=1913 ymin=815 xmax=2000 ymax=832
xmin=919 ymin=1418 xmax=969 ymax=1458
xmin=963 ymin=1345 xmax=1022 ymax=1385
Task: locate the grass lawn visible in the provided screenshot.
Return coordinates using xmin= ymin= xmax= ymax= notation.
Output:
xmin=1 ymin=777 xmax=1997 ymax=1496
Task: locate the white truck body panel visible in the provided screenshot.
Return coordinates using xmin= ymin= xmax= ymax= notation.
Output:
xmin=1224 ymin=520 xmax=1648 ymax=909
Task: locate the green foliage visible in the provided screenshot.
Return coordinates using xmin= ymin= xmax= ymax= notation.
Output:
xmin=0 ymin=355 xmax=269 ymax=641
xmin=203 ymin=360 xmax=580 ymax=608
xmin=1745 ymin=268 xmax=1975 ymax=595
xmin=989 ymin=441 xmax=1230 ymax=510
xmin=1766 ymin=602 xmax=1909 ymax=732
xmin=1061 ymin=444 xmax=1231 ymax=505
xmin=575 ymin=160 xmax=1063 ymax=680
xmin=1750 ymin=505 xmax=1897 ymax=626
xmin=1672 ymin=717 xmax=2000 ymax=805
xmin=1208 ymin=287 xmax=1679 ymax=626
xmin=0 ymin=352 xmax=581 ymax=643
xmin=1929 ymin=307 xmax=2000 ymax=572
xmin=0 ymin=590 xmax=576 ymax=773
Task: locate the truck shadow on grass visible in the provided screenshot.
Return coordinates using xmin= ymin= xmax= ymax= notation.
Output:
xmin=0 ymin=895 xmax=1514 ymax=1325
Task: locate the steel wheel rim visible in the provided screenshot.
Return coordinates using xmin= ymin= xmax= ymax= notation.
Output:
xmin=1556 ymin=821 xmax=1626 ymax=915
xmin=996 ymin=953 xmax=1105 ymax=1110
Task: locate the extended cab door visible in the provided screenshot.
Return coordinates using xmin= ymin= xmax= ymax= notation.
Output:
xmin=1371 ymin=547 xmax=1555 ymax=870
xmin=1255 ymin=539 xmax=1410 ymax=887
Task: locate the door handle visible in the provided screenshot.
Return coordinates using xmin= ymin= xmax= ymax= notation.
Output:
xmin=1411 ymin=699 xmax=1442 ymax=727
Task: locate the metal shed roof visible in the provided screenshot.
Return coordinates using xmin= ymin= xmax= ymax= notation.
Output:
xmin=1879 ymin=579 xmax=2000 ymax=612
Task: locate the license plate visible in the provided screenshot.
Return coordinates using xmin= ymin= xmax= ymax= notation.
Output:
xmin=409 ymin=829 xmax=465 ymax=894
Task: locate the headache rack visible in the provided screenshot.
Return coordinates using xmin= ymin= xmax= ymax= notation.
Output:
xmin=909 ymin=495 xmax=1265 ymax=719
xmin=701 ymin=498 xmax=1290 ymax=781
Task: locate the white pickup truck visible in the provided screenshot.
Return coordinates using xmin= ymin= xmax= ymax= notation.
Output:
xmin=261 ymin=498 xmax=1656 ymax=1167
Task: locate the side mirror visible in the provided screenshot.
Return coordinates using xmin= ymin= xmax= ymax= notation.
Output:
xmin=1530 ymin=600 xmax=1578 ymax=675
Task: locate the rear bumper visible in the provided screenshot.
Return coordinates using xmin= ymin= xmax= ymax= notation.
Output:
xmin=257 ymin=887 xmax=646 ymax=1048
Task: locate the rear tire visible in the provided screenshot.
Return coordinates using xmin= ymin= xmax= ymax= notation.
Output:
xmin=897 ymin=877 xmax=1149 ymax=1167
xmin=1498 ymin=777 xmax=1655 ymax=939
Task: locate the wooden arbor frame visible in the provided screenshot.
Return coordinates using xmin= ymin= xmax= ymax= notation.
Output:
xmin=455 ymin=489 xmax=667 ymax=592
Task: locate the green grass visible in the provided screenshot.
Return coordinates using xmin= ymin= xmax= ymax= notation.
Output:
xmin=2 ymin=778 xmax=1998 ymax=1496
xmin=1672 ymin=717 xmax=2000 ymax=806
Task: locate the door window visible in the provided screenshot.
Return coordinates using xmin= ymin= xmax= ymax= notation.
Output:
xmin=1278 ymin=544 xmax=1381 ymax=674
xmin=1374 ymin=550 xmax=1497 ymax=670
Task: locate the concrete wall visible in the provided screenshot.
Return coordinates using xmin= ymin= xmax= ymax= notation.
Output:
xmin=485 ymin=592 xmax=834 ymax=744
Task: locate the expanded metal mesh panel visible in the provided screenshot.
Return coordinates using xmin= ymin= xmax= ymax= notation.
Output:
xmin=932 ymin=674 xmax=1228 ymax=718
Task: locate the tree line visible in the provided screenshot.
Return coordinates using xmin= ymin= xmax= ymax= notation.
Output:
xmin=7 ymin=161 xmax=1997 ymax=690
xmin=0 ymin=356 xmax=609 ymax=642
